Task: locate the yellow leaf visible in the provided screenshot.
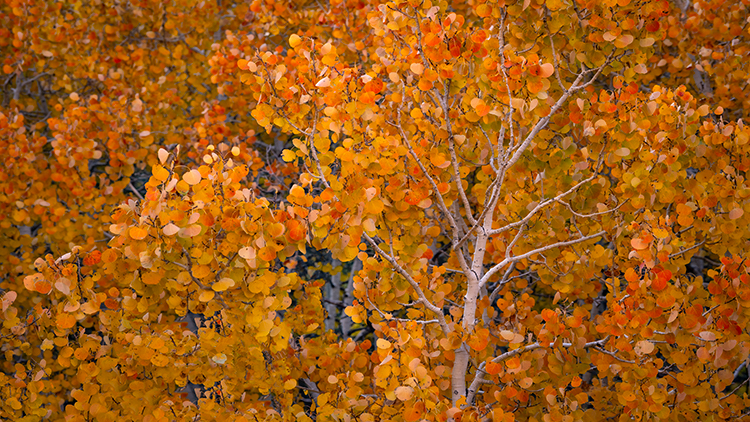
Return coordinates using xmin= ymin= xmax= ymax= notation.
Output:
xmin=430 ymin=152 xmax=451 ymax=169
xmin=153 ymin=165 xmax=169 ymax=182
xmin=284 ymin=379 xmax=297 ymax=390
xmin=615 ymin=147 xmax=630 ymax=157
xmin=362 ymin=219 xmax=376 ymax=233
xmin=212 ymin=277 xmax=235 ymax=292
xmin=289 ymin=34 xmax=302 ymax=48
xmin=476 ymin=4 xmax=492 ymax=17
xmin=81 ymin=302 xmax=99 ymax=314
xmin=199 ymin=290 xmax=215 ymax=302
xmin=282 ymin=149 xmax=296 ymax=162
xmin=376 ymin=338 xmax=391 ymax=349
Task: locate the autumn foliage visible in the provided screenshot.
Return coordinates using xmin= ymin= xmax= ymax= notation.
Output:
xmin=4 ymin=0 xmax=750 ymax=420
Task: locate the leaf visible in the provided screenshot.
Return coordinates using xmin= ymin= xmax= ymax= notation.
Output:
xmin=376 ymin=338 xmax=391 ymax=349
xmin=163 ymin=223 xmax=180 ymax=236
xmin=410 ymin=63 xmax=424 ymax=75
xmin=282 ymin=149 xmax=296 ymax=162
xmin=183 ymin=169 xmax=202 ymax=185
xmin=539 ymin=63 xmax=554 ymax=78
xmin=55 ymin=278 xmax=71 ymax=295
xmin=729 ymin=208 xmax=744 ymax=220
xmin=239 ymin=246 xmax=256 ymax=260
xmin=153 ymin=165 xmax=170 ymax=182
xmin=634 ymin=340 xmax=655 ymax=356
xmin=199 ymin=290 xmax=215 ymax=302
xmin=395 ymin=386 xmax=413 ymax=401
xmin=178 ymin=225 xmax=202 ymax=238
xmin=289 ymin=34 xmax=302 ymax=48
xmin=499 ymin=330 xmax=515 ymax=341
xmin=631 ymin=238 xmax=649 ymax=250
xmin=129 ymin=226 xmax=149 ymax=240
xmin=403 ymin=403 xmax=424 ymax=422
xmin=56 ymin=313 xmax=77 ymax=329
xmin=212 ymin=277 xmax=235 ymax=292
xmin=699 ymin=331 xmax=717 ymax=341
xmin=485 ymin=361 xmax=502 ymax=375
xmin=158 ymin=148 xmax=169 ymax=164
xmin=1 ymin=291 xmax=17 ymax=312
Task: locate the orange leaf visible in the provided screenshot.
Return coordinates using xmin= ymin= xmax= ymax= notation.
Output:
xmin=56 ymin=313 xmax=77 ymax=329
xmin=258 ymin=246 xmax=276 ymax=261
xmin=630 ymin=237 xmax=649 ymax=250
xmin=267 ymin=222 xmax=285 ymax=238
xmin=539 ymin=63 xmax=554 ymax=78
xmin=403 ymin=403 xmax=424 ymax=422
xmin=142 ymin=272 xmax=162 ymax=285
xmin=485 ymin=361 xmax=502 ymax=375
xmin=129 ymin=226 xmax=149 ymax=240
xmin=468 ymin=328 xmax=490 ymax=351
xmin=624 ymin=268 xmax=640 ymax=282
xmin=102 ymin=249 xmax=118 ymax=264
xmin=35 ymin=280 xmax=52 ymax=295
xmin=476 ymin=4 xmax=492 ymax=17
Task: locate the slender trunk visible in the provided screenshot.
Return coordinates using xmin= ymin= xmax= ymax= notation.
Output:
xmin=324 ymin=259 xmax=341 ymax=332
xmin=451 ymin=212 xmax=493 ymax=406
xmin=340 ymin=257 xmax=361 ymax=338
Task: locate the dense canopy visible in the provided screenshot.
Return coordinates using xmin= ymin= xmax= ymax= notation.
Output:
xmin=3 ymin=0 xmax=750 ymax=420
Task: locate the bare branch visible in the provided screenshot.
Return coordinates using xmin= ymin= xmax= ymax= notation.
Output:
xmin=467 ymin=337 xmax=609 ymax=405
xmin=480 ymin=230 xmax=607 ymax=287
xmin=488 ymin=172 xmax=598 ymax=236
xmin=362 ymin=233 xmax=450 ymax=335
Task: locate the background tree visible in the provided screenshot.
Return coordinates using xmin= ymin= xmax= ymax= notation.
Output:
xmin=3 ymin=0 xmax=750 ymax=421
